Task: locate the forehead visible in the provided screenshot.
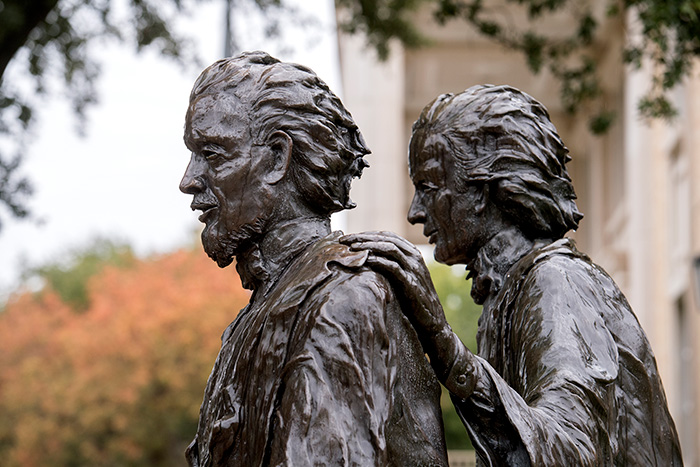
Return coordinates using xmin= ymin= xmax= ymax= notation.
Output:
xmin=184 ymin=93 xmax=251 ymax=148
xmin=409 ymin=133 xmax=451 ymax=178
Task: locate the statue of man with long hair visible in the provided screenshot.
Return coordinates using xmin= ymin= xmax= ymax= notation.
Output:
xmin=344 ymin=85 xmax=682 ymax=466
xmin=180 ymin=52 xmax=448 ymax=466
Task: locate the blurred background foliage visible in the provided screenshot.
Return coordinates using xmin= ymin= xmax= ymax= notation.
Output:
xmin=428 ymin=260 xmax=481 ymax=451
xmin=0 ymin=240 xmax=250 ymax=466
xmin=22 ymin=238 xmax=137 ymax=311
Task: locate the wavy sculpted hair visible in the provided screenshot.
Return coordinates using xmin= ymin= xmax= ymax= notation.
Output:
xmin=411 ymin=84 xmax=583 ymax=240
xmin=188 ymin=51 xmax=370 ymax=216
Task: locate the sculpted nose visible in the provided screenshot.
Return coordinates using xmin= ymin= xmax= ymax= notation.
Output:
xmin=407 ymin=193 xmax=426 ymax=225
xmin=180 ymin=155 xmax=205 ymax=194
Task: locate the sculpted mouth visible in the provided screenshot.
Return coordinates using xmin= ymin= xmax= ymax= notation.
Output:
xmin=425 ymin=230 xmax=438 ymax=244
xmin=191 ymin=201 xmax=218 ymax=223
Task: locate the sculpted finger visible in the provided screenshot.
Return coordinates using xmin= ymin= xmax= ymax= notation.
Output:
xmin=365 ymin=255 xmax=412 ymax=287
xmin=342 ymin=232 xmax=420 ymax=257
xmin=340 ymin=231 xmax=391 ymax=244
xmin=350 ymin=241 xmax=410 ymax=266
xmin=365 ymin=254 xmax=399 ymax=273
xmin=383 ymin=234 xmax=422 ymax=258
xmin=374 ymin=234 xmax=421 ymax=257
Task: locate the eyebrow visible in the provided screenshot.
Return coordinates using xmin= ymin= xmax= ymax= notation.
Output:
xmin=183 ymin=134 xmax=197 ymax=152
xmin=411 ymin=159 xmax=441 ymax=183
xmin=185 ymin=127 xmax=231 ymax=152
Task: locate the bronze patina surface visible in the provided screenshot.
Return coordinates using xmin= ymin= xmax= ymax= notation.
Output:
xmin=180 ymin=51 xmax=447 ymax=466
xmin=344 ymin=85 xmax=683 ymax=466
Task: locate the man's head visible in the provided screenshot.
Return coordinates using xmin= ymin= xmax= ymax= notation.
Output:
xmin=408 ymin=84 xmax=583 ymax=265
xmin=180 ymin=51 xmax=370 ymax=267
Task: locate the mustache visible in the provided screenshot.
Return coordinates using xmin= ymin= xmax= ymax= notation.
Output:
xmin=191 ymin=194 xmax=217 ymax=210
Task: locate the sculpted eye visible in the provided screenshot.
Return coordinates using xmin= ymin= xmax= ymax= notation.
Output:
xmin=202 ymin=149 xmax=224 ymax=163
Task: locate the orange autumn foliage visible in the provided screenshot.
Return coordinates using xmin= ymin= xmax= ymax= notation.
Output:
xmin=0 ymin=248 xmax=250 ymax=466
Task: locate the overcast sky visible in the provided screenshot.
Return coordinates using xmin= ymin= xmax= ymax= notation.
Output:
xmin=0 ymin=0 xmax=342 ymax=295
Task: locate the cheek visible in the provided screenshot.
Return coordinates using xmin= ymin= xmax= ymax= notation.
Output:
xmin=220 ymin=183 xmax=275 ymax=231
xmin=431 ymin=194 xmax=451 ymax=252
xmin=214 ymin=167 xmax=248 ymax=197
xmin=212 ymin=163 xmax=258 ymax=209
xmin=433 ymin=192 xmax=455 ymax=228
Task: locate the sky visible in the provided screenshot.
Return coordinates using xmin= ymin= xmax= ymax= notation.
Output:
xmin=0 ymin=0 xmax=342 ymax=295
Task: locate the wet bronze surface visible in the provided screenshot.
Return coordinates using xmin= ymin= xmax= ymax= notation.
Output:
xmin=343 ymin=85 xmax=683 ymax=466
xmin=180 ymin=51 xmax=447 ymax=466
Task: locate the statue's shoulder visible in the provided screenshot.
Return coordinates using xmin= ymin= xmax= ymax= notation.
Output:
xmin=514 ymin=238 xmax=630 ymax=334
xmin=275 ymin=231 xmax=367 ymax=282
xmin=267 ymin=231 xmax=379 ymax=309
xmin=307 ymin=231 xmax=391 ymax=295
xmin=503 ymin=237 xmax=621 ymax=323
xmin=304 ymin=231 xmax=369 ymax=269
xmin=514 ymin=237 xmax=594 ymax=284
xmin=527 ymin=238 xmax=619 ymax=295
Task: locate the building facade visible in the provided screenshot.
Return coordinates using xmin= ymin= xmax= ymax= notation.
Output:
xmin=338 ymin=5 xmax=700 ymax=464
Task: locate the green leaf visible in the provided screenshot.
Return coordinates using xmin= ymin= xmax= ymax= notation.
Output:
xmin=589 ymin=110 xmax=616 ymax=134
xmin=30 ymin=238 xmax=136 ymax=311
xmin=577 ymin=13 xmax=597 ymax=45
xmin=638 ymin=94 xmax=678 ymax=120
xmin=522 ymin=31 xmax=546 ymax=73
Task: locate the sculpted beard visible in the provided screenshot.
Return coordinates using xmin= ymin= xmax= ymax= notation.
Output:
xmin=202 ymin=217 xmax=267 ymax=268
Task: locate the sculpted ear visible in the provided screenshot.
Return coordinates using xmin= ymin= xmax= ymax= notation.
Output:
xmin=263 ymin=130 xmax=293 ymax=185
xmin=474 ymin=183 xmax=489 ymax=215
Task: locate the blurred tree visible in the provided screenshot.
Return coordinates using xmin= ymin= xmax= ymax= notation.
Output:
xmin=0 ymin=244 xmax=249 ymax=466
xmin=0 ymin=0 xmax=297 ymax=229
xmin=428 ymin=260 xmax=481 ymax=451
xmin=25 ymin=237 xmax=136 ymax=311
xmin=336 ymin=0 xmax=700 ymax=133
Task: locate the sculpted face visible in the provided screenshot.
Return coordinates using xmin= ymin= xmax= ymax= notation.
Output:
xmin=180 ymin=93 xmax=276 ymax=267
xmin=408 ymin=133 xmax=489 ymax=266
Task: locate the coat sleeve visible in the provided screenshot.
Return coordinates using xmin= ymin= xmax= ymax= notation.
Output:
xmin=266 ymin=270 xmax=397 ymax=466
xmin=450 ymin=256 xmax=620 ymax=466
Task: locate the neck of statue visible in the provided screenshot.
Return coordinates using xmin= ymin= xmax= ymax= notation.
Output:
xmin=235 ymin=216 xmax=331 ymax=294
xmin=468 ymin=226 xmax=539 ymax=305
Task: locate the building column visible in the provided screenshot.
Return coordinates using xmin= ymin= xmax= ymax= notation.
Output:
xmin=337 ymin=33 xmax=408 ymax=234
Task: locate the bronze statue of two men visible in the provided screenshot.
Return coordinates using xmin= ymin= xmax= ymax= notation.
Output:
xmin=180 ymin=51 xmax=682 ymax=466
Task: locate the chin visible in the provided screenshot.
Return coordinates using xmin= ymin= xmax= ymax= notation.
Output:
xmin=200 ymin=218 xmax=266 ymax=268
xmin=201 ymin=225 xmax=239 ymax=268
xmin=433 ymin=246 xmax=450 ymax=265
xmin=434 ymin=244 xmax=464 ymax=266
xmin=202 ymin=234 xmax=237 ymax=268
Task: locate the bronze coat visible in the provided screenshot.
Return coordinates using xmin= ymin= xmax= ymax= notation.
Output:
xmin=455 ymin=239 xmax=682 ymax=466
xmin=188 ymin=233 xmax=448 ymax=466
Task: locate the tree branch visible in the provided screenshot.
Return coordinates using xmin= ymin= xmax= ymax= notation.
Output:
xmin=0 ymin=0 xmax=59 ymax=83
